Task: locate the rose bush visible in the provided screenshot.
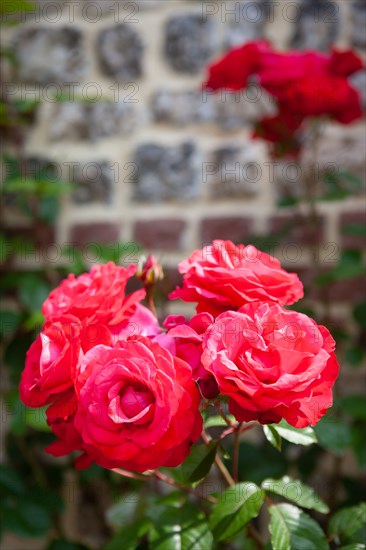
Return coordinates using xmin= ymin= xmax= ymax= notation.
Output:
xmin=17 ymin=246 xmax=346 ymax=548
xmin=170 ymin=240 xmax=303 ymax=315
xmin=202 ymin=302 xmax=340 ymax=428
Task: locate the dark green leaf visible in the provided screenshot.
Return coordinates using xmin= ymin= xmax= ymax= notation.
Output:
xmin=263 ymin=425 xmax=282 ymax=451
xmin=180 ymin=441 xmax=218 ymax=484
xmin=0 ymin=310 xmax=21 ymax=338
xmin=47 ymin=540 xmax=90 ymax=550
xmin=328 ymin=503 xmax=366 ymax=543
xmin=342 ymin=224 xmax=366 ymax=237
xmin=210 ymin=482 xmax=264 ymax=541
xmin=149 ymin=505 xmax=213 ymax=550
xmin=353 ymin=302 xmax=366 ymax=329
xmin=105 ymin=517 xmax=152 ymax=550
xmin=0 ymin=464 xmax=25 ymax=495
xmin=262 ymin=476 xmax=329 ymax=513
xmin=18 ymin=273 xmax=51 ymax=312
xmin=351 ymin=424 xmax=366 ymax=468
xmin=345 ymin=346 xmax=364 ymax=367
xmin=269 ymin=503 xmax=329 ymax=550
xmin=314 ymin=417 xmax=352 ymax=455
xmin=106 ymin=493 xmax=139 ymax=530
xmin=268 ymin=420 xmax=317 ymax=446
xmin=339 ymin=395 xmax=366 ymax=420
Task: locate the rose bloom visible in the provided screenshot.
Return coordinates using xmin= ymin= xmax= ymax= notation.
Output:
xmin=19 ymin=315 xmax=82 ymax=407
xmin=253 ymin=112 xmax=304 ymax=158
xmin=42 ymin=262 xmax=145 ymax=327
xmin=45 ymin=390 xmax=92 ymax=469
xmin=203 ymin=40 xmax=270 ymax=91
xmin=74 ymin=337 xmax=202 ymax=472
xmin=202 ymin=302 xmax=339 ymax=428
xmin=170 ymin=241 xmax=303 ymax=316
xmin=164 ymin=313 xmax=219 ymax=399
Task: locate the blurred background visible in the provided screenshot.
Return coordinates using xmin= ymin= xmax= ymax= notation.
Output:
xmin=1 ymin=1 xmax=365 ymax=549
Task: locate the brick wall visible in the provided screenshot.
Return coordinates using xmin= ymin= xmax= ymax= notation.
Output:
xmin=1 ymin=0 xmax=365 ymax=316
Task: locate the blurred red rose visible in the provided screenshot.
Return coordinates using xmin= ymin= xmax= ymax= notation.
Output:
xmin=328 ymin=48 xmax=364 ymax=77
xmin=202 ymin=302 xmax=339 ymax=428
xmin=203 ymin=40 xmax=270 ymax=91
xmin=73 ymin=338 xmax=202 ymax=472
xmin=19 ymin=316 xmax=82 ymax=407
xmin=170 ymin=240 xmax=303 ymax=316
xmin=253 ymin=112 xmax=304 ymax=157
xmin=42 ymin=262 xmax=145 ymax=328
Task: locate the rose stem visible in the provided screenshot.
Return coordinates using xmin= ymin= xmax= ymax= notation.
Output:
xmin=112 ymin=467 xmax=217 ymax=505
xmin=201 ymin=429 xmax=235 ymax=486
xmin=112 ymin=468 xmax=147 ymax=481
xmin=215 ymin=400 xmax=234 ymax=426
xmin=145 ymin=286 xmax=158 ymax=318
xmin=232 ymin=423 xmax=243 ymax=483
xmin=153 ymin=470 xmax=217 ymax=504
xmin=204 ymin=425 xmax=265 ymax=548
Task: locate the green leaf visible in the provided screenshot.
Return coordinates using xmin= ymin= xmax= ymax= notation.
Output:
xmin=263 ymin=425 xmax=282 ymax=451
xmin=351 ymin=424 xmax=366 ymax=467
xmin=328 ymin=503 xmax=366 ymax=543
xmin=18 ymin=273 xmax=51 ymax=312
xmin=269 ymin=503 xmax=329 ymax=550
xmin=342 ymin=223 xmax=366 ymax=237
xmin=353 ymin=302 xmax=366 ymax=329
xmin=180 ymin=441 xmax=218 ymax=484
xmin=3 ymin=500 xmax=52 ymax=537
xmin=149 ymin=505 xmax=213 ymax=550
xmin=268 ymin=420 xmax=317 ymax=446
xmin=47 ymin=541 xmax=90 ymax=550
xmin=25 ymin=406 xmax=51 ymax=432
xmin=210 ymin=482 xmax=264 ymax=541
xmin=105 ymin=517 xmax=152 ymax=550
xmin=0 ymin=464 xmax=25 ymax=495
xmin=204 ymin=414 xmax=235 ymax=429
xmin=0 ymin=310 xmax=21 ymax=338
xmin=314 ymin=417 xmax=352 ymax=455
xmin=106 ymin=493 xmax=139 ymax=530
xmin=345 ymin=346 xmax=364 ymax=367
xmin=339 ymin=545 xmax=366 ymax=550
xmin=338 ymin=395 xmax=366 ymax=420
xmin=262 ymin=476 xmax=329 ymax=513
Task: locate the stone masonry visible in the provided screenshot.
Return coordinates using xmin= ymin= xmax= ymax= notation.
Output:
xmin=1 ymin=0 xmax=365 ymax=317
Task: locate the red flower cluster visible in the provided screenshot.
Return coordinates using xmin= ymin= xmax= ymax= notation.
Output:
xmin=204 ymin=42 xmax=364 ymax=157
xmin=20 ymin=244 xmax=340 ymax=472
xmin=19 ymin=262 xmax=202 ymax=471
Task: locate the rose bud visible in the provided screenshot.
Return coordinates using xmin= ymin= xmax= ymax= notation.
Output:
xmin=137 ymin=254 xmax=164 ymax=288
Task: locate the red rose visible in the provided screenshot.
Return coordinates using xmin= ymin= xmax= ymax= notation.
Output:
xmin=73 ymin=338 xmax=202 ymax=472
xmin=170 ymin=240 xmax=303 ymax=316
xmin=253 ymin=112 xmax=304 ymax=157
xmin=203 ymin=40 xmax=270 ymax=91
xmin=19 ymin=316 xmax=82 ymax=407
xmin=42 ymin=262 xmax=145 ymax=327
xmin=202 ymin=302 xmax=339 ymax=428
xmin=164 ymin=313 xmax=219 ymax=399
xmin=273 ymin=76 xmax=363 ymax=124
xmin=328 ymin=48 xmax=364 ymax=77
